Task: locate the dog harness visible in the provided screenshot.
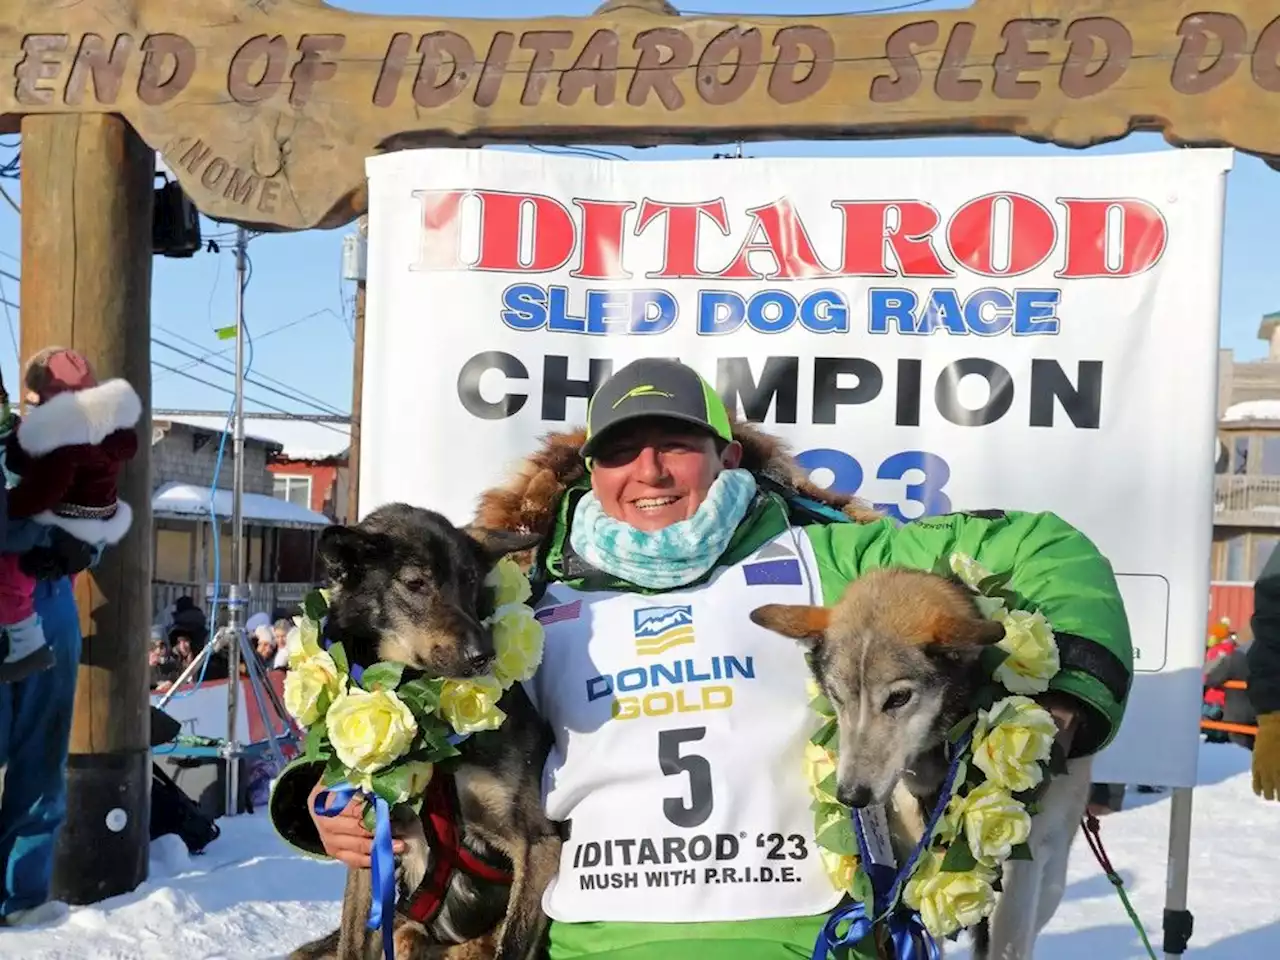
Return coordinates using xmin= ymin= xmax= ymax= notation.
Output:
xmin=401 ymin=772 xmax=514 ymax=925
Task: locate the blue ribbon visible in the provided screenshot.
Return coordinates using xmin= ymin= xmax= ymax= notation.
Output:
xmin=314 ymin=783 xmax=396 ymax=960
xmin=813 ymin=732 xmax=973 ymax=960
xmin=811 ymin=902 xmax=940 ymax=960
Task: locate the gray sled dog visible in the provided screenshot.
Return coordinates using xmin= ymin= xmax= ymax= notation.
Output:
xmin=751 ymin=567 xmax=1093 ymax=960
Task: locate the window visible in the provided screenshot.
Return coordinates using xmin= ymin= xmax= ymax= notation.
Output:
xmin=273 ymin=475 xmax=312 ymax=509
xmin=1261 ymin=437 xmax=1280 ymax=476
xmin=1225 ymin=535 xmax=1247 ymax=582
xmin=1254 ymin=536 xmax=1280 ymax=580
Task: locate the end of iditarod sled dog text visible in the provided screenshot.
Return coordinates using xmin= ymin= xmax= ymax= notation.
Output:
xmin=751 ymin=567 xmax=1094 ymax=960
xmin=288 ymin=503 xmax=560 ymax=960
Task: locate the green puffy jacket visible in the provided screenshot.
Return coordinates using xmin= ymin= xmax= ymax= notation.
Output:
xmin=270 ymin=486 xmax=1132 ymax=960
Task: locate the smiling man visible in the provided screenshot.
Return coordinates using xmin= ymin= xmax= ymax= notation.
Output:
xmin=275 ymin=358 xmax=1133 ymax=960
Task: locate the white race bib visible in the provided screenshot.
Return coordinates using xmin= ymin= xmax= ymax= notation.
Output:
xmin=524 ymin=530 xmax=843 ymax=923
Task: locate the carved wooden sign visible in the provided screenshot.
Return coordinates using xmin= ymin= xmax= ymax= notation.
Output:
xmin=1 ymin=0 xmax=1276 ymax=231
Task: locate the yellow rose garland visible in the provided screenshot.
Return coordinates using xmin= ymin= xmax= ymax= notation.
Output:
xmin=283 ymin=557 xmax=545 ymax=820
xmin=808 ymin=553 xmax=1066 ymax=942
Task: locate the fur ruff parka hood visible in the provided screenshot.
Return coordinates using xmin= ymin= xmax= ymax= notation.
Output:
xmin=471 ymin=420 xmax=880 ymax=552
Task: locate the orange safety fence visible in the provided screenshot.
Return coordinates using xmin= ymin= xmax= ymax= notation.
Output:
xmin=1200 ymin=679 xmax=1258 ymax=736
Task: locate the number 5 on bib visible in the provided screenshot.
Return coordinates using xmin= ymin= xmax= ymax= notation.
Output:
xmin=659 ymin=727 xmax=713 ymax=828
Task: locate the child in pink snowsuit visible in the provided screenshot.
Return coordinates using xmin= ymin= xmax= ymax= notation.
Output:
xmin=0 ymin=348 xmax=141 ymax=682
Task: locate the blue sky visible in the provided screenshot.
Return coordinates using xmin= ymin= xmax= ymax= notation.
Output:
xmin=0 ymin=0 xmax=1275 ymax=419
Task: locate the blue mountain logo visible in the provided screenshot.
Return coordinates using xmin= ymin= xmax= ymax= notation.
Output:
xmin=633 ymin=605 xmax=695 ymax=656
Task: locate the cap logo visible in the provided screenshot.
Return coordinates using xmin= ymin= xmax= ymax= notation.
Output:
xmin=612 ymin=383 xmax=673 ymax=409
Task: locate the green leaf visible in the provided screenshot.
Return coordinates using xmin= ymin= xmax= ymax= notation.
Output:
xmin=814 ymin=800 xmax=844 ymax=821
xmin=977 ymin=572 xmax=1012 ymax=594
xmin=815 ymin=772 xmax=838 ymax=800
xmin=986 ymin=702 xmax=1014 ymax=729
xmin=361 ymin=803 xmax=377 ymax=833
xmin=399 ymin=677 xmax=443 ymax=716
xmin=947 ymin=714 xmax=977 ymax=744
xmin=371 ymin=765 xmax=413 ymax=806
xmin=973 ymin=684 xmax=1004 ymax=713
xmin=850 ymin=868 xmax=874 ymax=905
xmin=979 ymin=646 xmax=1012 ymax=678
xmin=424 ymin=739 xmax=462 ymax=762
xmin=809 ymin=692 xmax=834 ymax=717
xmin=1008 ymin=843 xmax=1035 ymax=861
xmin=322 ymin=754 xmax=348 ymax=788
xmin=304 ymin=717 xmax=329 ymax=761
xmin=811 ymin=718 xmax=839 ymax=751
xmin=328 ymin=642 xmax=349 ymax=677
xmin=361 ymin=661 xmax=406 ymax=693
xmin=815 ymin=814 xmax=857 ymax=857
xmin=940 ymin=841 xmax=978 ymax=873
xmin=303 ymin=590 xmax=328 ymax=622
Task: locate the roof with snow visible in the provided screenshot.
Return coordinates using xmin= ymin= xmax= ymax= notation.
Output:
xmin=152 ymin=481 xmax=332 ymax=529
xmin=1222 ymin=400 xmax=1280 ymax=424
xmin=158 ymin=415 xmax=350 ymax=461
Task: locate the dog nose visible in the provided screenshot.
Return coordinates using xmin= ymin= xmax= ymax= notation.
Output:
xmin=838 ymin=784 xmax=874 ymax=809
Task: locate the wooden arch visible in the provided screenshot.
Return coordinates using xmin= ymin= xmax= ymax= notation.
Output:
xmin=1 ymin=0 xmax=1272 ymax=908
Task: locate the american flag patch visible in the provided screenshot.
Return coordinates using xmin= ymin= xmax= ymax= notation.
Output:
xmin=535 ymin=600 xmax=582 ymax=624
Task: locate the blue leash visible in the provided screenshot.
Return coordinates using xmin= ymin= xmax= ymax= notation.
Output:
xmin=314 ymin=784 xmax=397 ymax=960
xmin=313 ymin=729 xmax=475 ymax=960
xmin=812 ymin=732 xmax=973 ymax=960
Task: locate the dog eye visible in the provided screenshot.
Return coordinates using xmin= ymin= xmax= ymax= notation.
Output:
xmin=403 ymin=577 xmax=428 ymax=593
xmin=883 ymin=689 xmax=913 ymax=712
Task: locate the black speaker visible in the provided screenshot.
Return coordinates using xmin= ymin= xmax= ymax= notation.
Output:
xmin=152 ymin=174 xmax=202 ymax=258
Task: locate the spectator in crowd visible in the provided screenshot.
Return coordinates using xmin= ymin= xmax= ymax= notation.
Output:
xmin=1203 ymin=638 xmax=1257 ymax=751
xmin=1249 ymin=549 xmax=1280 ymax=801
xmin=0 ymin=351 xmax=134 ymax=926
xmin=270 ymin=619 xmax=291 ymax=670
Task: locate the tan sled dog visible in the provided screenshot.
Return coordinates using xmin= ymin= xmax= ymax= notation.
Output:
xmin=751 ymin=567 xmax=1093 ymax=960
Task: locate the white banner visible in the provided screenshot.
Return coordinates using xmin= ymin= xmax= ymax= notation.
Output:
xmin=362 ymin=147 xmax=1232 ymax=789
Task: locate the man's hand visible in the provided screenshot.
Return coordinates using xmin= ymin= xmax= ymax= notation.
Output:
xmin=1253 ymin=713 xmax=1280 ymax=802
xmin=1037 ymin=691 xmax=1081 ymax=757
xmin=307 ymin=778 xmax=406 ymax=868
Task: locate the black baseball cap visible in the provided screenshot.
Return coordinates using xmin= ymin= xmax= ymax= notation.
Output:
xmin=581 ymin=358 xmax=734 ymax=459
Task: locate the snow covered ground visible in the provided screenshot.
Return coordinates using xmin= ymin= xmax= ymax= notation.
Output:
xmin=3 ymin=741 xmax=1275 ymax=959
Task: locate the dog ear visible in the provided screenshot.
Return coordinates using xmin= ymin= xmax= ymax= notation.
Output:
xmin=466 ymin=526 xmax=543 ymax=561
xmin=924 ymin=614 xmax=1006 ymax=654
xmin=749 ymin=604 xmax=831 ymax=647
xmin=317 ymin=525 xmax=377 ymax=586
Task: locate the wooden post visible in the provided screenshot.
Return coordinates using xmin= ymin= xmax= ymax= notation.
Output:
xmin=20 ymin=113 xmax=155 ymax=905
xmin=346 ymin=217 xmax=367 ymax=525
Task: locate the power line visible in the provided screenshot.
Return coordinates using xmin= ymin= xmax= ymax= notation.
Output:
xmin=152 ymin=321 xmax=347 ymax=414
xmin=152 ymin=336 xmax=347 ymax=418
xmin=151 ymin=309 xmax=342 ymax=384
xmin=155 ymin=408 xmax=349 ymax=424
xmin=150 ymin=359 xmax=313 ymax=420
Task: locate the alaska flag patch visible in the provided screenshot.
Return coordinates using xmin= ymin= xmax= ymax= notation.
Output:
xmin=743 ymin=558 xmax=803 ymax=586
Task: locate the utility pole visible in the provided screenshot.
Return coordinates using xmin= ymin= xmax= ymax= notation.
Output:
xmin=24 ymin=114 xmax=155 ymax=905
xmin=344 ymin=215 xmax=367 ymax=525
xmin=224 ymin=225 xmax=249 ymax=816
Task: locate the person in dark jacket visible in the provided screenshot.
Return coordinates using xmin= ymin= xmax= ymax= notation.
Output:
xmin=1203 ymin=642 xmax=1257 ymax=750
xmin=1249 ymin=548 xmax=1280 ymax=800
